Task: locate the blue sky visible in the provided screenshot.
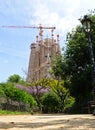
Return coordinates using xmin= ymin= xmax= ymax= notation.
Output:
xmin=0 ymin=0 xmax=95 ymax=82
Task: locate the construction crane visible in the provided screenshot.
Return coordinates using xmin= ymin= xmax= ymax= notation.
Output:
xmin=2 ymin=24 xmax=56 ymax=40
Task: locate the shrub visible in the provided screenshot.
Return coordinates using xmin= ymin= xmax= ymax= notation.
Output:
xmin=41 ymin=91 xmax=61 ymax=113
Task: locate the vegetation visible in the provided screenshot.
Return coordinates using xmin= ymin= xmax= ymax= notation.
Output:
xmin=27 ymin=78 xmax=50 ymax=112
xmin=48 ymin=79 xmax=74 ymax=112
xmin=52 ymin=13 xmax=95 ymax=113
xmin=7 ymin=74 xmax=21 ymax=83
xmin=0 ymin=77 xmax=38 ymax=113
xmin=41 ymin=91 xmax=61 ymax=113
xmin=0 ymin=110 xmax=29 ymax=115
xmin=0 ymin=74 xmax=74 ymax=114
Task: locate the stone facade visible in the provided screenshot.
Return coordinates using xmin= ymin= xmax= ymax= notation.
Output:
xmin=27 ymin=35 xmax=61 ymax=82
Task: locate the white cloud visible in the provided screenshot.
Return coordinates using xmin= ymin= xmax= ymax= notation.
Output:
xmin=1 ymin=0 xmax=95 ymax=35
xmin=0 ymin=0 xmax=95 ymax=42
xmin=28 ymin=0 xmax=82 ymax=36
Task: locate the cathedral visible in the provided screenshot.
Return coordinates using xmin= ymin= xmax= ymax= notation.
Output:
xmin=27 ymin=29 xmax=61 ymax=82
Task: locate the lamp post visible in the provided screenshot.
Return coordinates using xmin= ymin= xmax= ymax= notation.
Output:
xmin=80 ymin=15 xmax=95 ymax=115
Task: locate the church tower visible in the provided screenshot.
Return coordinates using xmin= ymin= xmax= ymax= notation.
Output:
xmin=27 ymin=29 xmax=61 ymax=82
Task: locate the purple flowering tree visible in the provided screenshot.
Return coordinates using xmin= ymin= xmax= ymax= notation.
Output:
xmin=16 ymin=78 xmax=50 ymax=112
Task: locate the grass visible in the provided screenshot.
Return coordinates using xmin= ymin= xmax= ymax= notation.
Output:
xmin=0 ymin=110 xmax=30 ymax=115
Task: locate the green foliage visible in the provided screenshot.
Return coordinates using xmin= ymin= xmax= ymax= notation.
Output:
xmin=30 ymin=78 xmax=50 ymax=88
xmin=64 ymin=25 xmax=93 ymax=103
xmin=0 ymin=84 xmax=5 ymax=97
xmin=51 ymin=55 xmax=63 ymax=79
xmin=41 ymin=91 xmax=61 ymax=113
xmin=0 ymin=110 xmax=29 ymax=115
xmin=1 ymin=82 xmax=37 ymax=107
xmin=49 ymin=79 xmax=75 ymax=111
xmin=51 ymin=13 xmax=95 ymax=113
xmin=1 ymin=74 xmax=75 ymax=113
xmin=64 ymin=96 xmax=75 ymax=109
xmin=7 ymin=74 xmax=21 ymax=83
xmin=28 ymin=78 xmax=51 ymax=112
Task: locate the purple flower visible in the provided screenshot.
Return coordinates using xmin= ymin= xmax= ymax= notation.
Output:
xmin=16 ymin=84 xmax=50 ymax=95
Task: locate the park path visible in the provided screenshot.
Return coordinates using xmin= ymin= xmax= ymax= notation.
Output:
xmin=0 ymin=114 xmax=95 ymax=130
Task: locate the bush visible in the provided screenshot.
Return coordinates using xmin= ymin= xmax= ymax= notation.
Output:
xmin=0 ymin=82 xmax=38 ymax=112
xmin=64 ymin=96 xmax=75 ymax=110
xmin=41 ymin=91 xmax=61 ymax=113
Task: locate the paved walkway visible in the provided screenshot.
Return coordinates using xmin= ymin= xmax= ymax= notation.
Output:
xmin=0 ymin=114 xmax=95 ymax=130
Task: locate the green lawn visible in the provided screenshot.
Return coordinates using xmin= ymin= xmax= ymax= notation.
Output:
xmin=0 ymin=110 xmax=29 ymax=115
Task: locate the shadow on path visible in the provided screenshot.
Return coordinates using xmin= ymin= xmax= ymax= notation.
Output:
xmin=0 ymin=117 xmax=95 ymax=130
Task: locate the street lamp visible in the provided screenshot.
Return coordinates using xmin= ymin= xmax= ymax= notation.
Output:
xmin=80 ymin=15 xmax=95 ymax=115
xmin=81 ymin=15 xmax=95 ymax=67
xmin=81 ymin=15 xmax=92 ymax=32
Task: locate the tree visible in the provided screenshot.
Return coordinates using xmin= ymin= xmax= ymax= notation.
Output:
xmin=28 ymin=78 xmax=50 ymax=112
xmin=52 ymin=13 xmax=95 ymax=112
xmin=0 ymin=84 xmax=5 ymax=97
xmin=7 ymin=74 xmax=21 ymax=83
xmin=51 ymin=55 xmax=63 ymax=80
xmin=64 ymin=26 xmax=92 ymax=99
xmin=49 ymin=79 xmax=74 ymax=112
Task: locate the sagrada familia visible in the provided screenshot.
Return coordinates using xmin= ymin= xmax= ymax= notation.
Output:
xmin=27 ymin=26 xmax=61 ymax=82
